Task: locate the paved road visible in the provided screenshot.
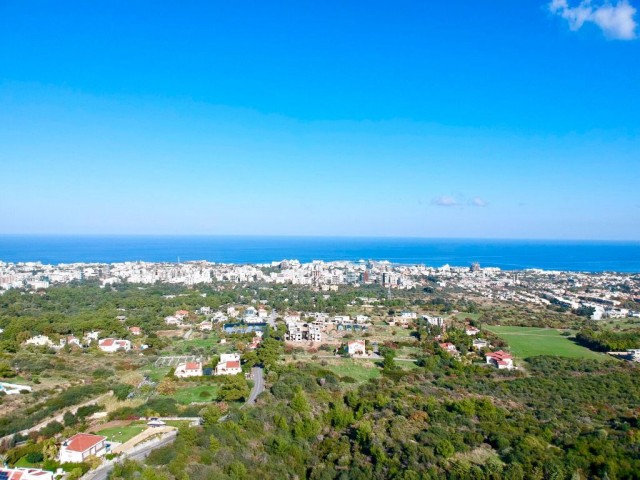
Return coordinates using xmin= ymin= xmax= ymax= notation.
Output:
xmin=82 ymin=430 xmax=177 ymax=480
xmin=267 ymin=311 xmax=277 ymax=328
xmin=219 ymin=366 xmax=265 ymax=422
xmin=246 ymin=366 xmax=264 ymax=405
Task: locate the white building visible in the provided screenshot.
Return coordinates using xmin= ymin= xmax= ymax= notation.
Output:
xmin=285 ymin=322 xmax=322 ymax=342
xmin=439 ymin=342 xmax=458 ymax=354
xmin=59 ymin=433 xmax=107 ymax=463
xmin=198 ymin=321 xmax=213 ymax=331
xmin=98 ymin=338 xmax=132 ymax=353
xmin=347 ymin=340 xmax=366 ymax=356
xmin=486 ymin=351 xmax=514 ymax=370
xmin=175 ymin=361 xmax=203 ymax=378
xmin=215 ymin=353 xmax=242 ymax=376
xmin=423 ymin=315 xmax=445 ymax=328
xmin=25 ymin=335 xmax=54 ymax=347
xmin=465 ymin=326 xmax=480 ymax=336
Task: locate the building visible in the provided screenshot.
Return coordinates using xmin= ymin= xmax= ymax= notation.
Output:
xmin=60 ymin=336 xmax=82 ymax=348
xmin=59 ymin=433 xmax=107 ymax=463
xmin=0 ymin=467 xmax=54 ymax=480
xmin=465 ymin=326 xmax=480 ymax=336
xmin=347 ymin=340 xmax=366 ymax=356
xmin=486 ymin=351 xmax=514 ymax=370
xmin=285 ymin=322 xmax=323 ymax=342
xmin=198 ymin=321 xmax=213 ymax=331
xmin=439 ymin=342 xmax=458 ymax=354
xmin=128 ymin=327 xmax=142 ymax=336
xmin=175 ymin=361 xmax=203 ymax=378
xmin=472 ymin=338 xmax=490 ymax=350
xmin=24 ymin=335 xmax=54 ymax=347
xmin=215 ymin=353 xmax=242 ymax=376
xmin=423 ymin=315 xmax=445 ymax=328
xmin=98 ymin=338 xmax=132 ymax=353
xmin=248 ymin=331 xmax=263 ymax=350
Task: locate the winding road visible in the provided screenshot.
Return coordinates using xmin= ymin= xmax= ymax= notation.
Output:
xmin=245 ymin=366 xmax=264 ymax=406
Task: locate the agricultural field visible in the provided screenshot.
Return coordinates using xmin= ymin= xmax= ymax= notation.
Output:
xmin=485 ymin=325 xmax=609 ymax=360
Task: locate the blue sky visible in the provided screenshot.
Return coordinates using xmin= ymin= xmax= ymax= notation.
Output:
xmin=1 ymin=0 xmax=639 ymax=239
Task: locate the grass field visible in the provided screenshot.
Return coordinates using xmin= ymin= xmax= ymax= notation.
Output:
xmin=15 ymin=456 xmax=41 ymax=468
xmin=142 ymin=366 xmax=171 ymax=382
xmin=322 ymin=360 xmax=381 ymax=383
xmin=97 ymin=424 xmax=147 ymax=443
xmin=485 ymin=326 xmax=609 ymax=360
xmin=166 ymin=384 xmax=219 ymax=404
xmin=455 ymin=312 xmax=482 ymax=322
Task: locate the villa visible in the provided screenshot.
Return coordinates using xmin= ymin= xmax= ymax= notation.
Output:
xmin=486 ymin=350 xmax=514 ymax=370
xmin=98 ymin=338 xmax=132 ymax=353
xmin=175 ymin=361 xmax=203 ymax=378
xmin=59 ymin=433 xmax=107 ymax=463
xmin=215 ymin=353 xmax=242 ymax=376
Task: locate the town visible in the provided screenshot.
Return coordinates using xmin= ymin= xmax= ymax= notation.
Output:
xmin=1 ymin=259 xmax=638 ymax=320
xmin=0 ymin=260 xmax=639 ymax=479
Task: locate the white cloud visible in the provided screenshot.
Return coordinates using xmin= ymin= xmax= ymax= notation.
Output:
xmin=550 ymin=0 xmax=637 ymax=40
xmin=470 ymin=197 xmax=488 ymax=207
xmin=432 ymin=195 xmax=459 ymax=207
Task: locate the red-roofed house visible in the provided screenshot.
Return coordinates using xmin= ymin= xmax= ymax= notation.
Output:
xmin=59 ymin=433 xmax=107 ymax=463
xmin=485 ymin=350 xmax=514 ymax=370
xmin=0 ymin=467 xmax=54 ymax=480
xmin=439 ymin=342 xmax=458 ymax=354
xmin=128 ymin=327 xmax=142 ymax=336
xmin=174 ymin=361 xmax=203 ymax=378
xmin=215 ymin=353 xmax=242 ymax=376
xmin=98 ymin=338 xmax=132 ymax=353
xmin=465 ymin=326 xmax=480 ymax=336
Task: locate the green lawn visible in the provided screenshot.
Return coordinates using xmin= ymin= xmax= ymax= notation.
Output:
xmin=143 ymin=366 xmax=171 ymax=382
xmin=165 ymin=384 xmax=219 ymax=404
xmin=323 ymin=360 xmax=381 ymax=383
xmin=485 ymin=326 xmax=609 ymax=360
xmin=96 ymin=424 xmax=147 ymax=443
xmin=15 ymin=456 xmax=42 ymax=468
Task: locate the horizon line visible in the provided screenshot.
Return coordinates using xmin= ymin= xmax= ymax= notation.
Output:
xmin=0 ymin=233 xmax=638 ymax=243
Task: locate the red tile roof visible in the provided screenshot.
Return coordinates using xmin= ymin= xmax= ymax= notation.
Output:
xmin=225 ymin=361 xmax=240 ymax=369
xmin=487 ymin=350 xmax=512 ymax=360
xmin=185 ymin=362 xmax=201 ymax=370
xmin=63 ymin=433 xmax=106 ymax=453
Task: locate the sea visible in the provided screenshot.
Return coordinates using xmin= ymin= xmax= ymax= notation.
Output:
xmin=0 ymin=235 xmax=639 ymax=273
